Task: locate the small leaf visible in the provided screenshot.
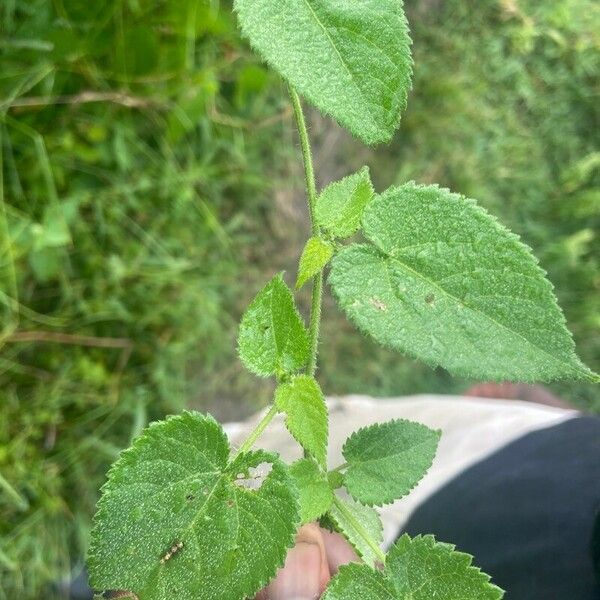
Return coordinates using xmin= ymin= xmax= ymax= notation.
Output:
xmin=275 ymin=375 xmax=328 ymax=467
xmin=238 ymin=273 xmax=309 ymax=377
xmin=88 ymin=412 xmax=299 ymax=600
xmin=316 ymin=167 xmax=374 ymax=238
xmin=329 ymin=183 xmax=598 ymax=382
xmin=234 ymin=0 xmax=412 ymax=145
xmin=327 ymin=497 xmax=383 ymax=568
xmin=289 ymin=458 xmax=334 ymax=523
xmin=342 ymin=419 xmax=440 ymax=506
xmin=296 ymin=237 xmax=334 ymax=289
xmin=323 ymin=534 xmax=504 ymax=600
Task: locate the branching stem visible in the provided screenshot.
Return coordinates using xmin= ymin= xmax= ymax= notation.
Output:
xmin=333 ymin=496 xmax=387 ymax=565
xmin=289 ymin=86 xmax=323 ymax=376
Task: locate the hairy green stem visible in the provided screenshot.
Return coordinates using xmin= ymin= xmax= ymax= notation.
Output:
xmin=330 ymin=462 xmax=348 ymax=473
xmin=234 ymin=404 xmax=278 ymax=457
xmin=289 ymin=86 xmax=323 ymax=376
xmin=333 ymin=496 xmax=387 ymax=565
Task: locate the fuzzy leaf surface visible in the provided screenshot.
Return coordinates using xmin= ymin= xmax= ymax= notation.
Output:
xmin=323 ymin=534 xmax=504 ymax=600
xmin=275 ymin=375 xmax=328 ymax=467
xmin=342 ymin=419 xmax=439 ymax=506
xmin=289 ymin=458 xmax=334 ymax=523
xmin=316 ymin=167 xmax=374 ymax=238
xmin=88 ymin=412 xmax=299 ymax=600
xmin=296 ymin=237 xmax=334 ymax=289
xmin=234 ymin=0 xmax=412 ymax=145
xmin=328 ymin=497 xmax=383 ymax=568
xmin=238 ymin=273 xmax=309 ymax=377
xmin=329 ymin=183 xmax=597 ymax=382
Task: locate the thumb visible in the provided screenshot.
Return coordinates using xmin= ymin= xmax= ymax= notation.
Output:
xmin=256 ymin=524 xmax=330 ymax=599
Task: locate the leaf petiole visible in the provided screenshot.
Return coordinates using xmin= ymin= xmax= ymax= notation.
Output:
xmin=233 ymin=404 xmax=279 ymax=458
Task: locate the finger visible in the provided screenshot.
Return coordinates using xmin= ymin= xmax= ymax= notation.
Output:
xmin=257 ymin=523 xmax=330 ymax=599
xmin=320 ymin=528 xmax=359 ymax=575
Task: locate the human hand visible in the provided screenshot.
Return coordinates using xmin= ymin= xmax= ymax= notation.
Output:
xmin=254 ymin=523 xmax=358 ymax=600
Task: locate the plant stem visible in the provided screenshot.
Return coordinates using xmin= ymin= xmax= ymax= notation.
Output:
xmin=289 ymin=86 xmax=323 ymax=376
xmin=234 ymin=404 xmax=278 ymax=457
xmin=289 ymin=86 xmax=318 ymax=235
xmin=330 ymin=462 xmax=348 ymax=473
xmin=333 ymin=497 xmax=387 ymax=565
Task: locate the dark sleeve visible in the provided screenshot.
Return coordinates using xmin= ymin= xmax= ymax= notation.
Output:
xmin=400 ymin=417 xmax=600 ymax=600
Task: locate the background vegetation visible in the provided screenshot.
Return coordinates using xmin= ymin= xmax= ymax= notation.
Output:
xmin=0 ymin=0 xmax=598 ymax=597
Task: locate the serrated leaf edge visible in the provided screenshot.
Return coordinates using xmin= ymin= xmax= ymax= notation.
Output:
xmin=237 ymin=272 xmax=310 ymax=378
xmin=359 ymin=182 xmax=597 ymax=382
xmin=341 ymin=418 xmax=440 ymax=507
xmin=88 ymin=414 xmax=301 ymax=600
xmin=275 ymin=375 xmax=329 ymax=468
xmin=233 ymin=3 xmax=413 ymax=146
xmin=390 ymin=534 xmax=505 ymax=598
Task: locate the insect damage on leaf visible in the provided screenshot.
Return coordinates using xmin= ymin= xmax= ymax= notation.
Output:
xmin=329 ymin=182 xmax=598 ymax=382
xmin=88 ymin=412 xmax=299 ymax=600
xmin=238 ymin=273 xmax=310 ymax=377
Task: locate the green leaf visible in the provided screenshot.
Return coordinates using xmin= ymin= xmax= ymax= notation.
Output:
xmin=342 ymin=419 xmax=440 ymax=506
xmin=323 ymin=534 xmax=504 ymax=600
xmin=88 ymin=412 xmax=299 ymax=600
xmin=329 ymin=183 xmax=598 ymax=382
xmin=316 ymin=167 xmax=374 ymax=238
xmin=275 ymin=375 xmax=328 ymax=467
xmin=233 ymin=0 xmax=412 ymax=145
xmin=327 ymin=497 xmax=383 ymax=568
xmin=289 ymin=458 xmax=334 ymax=523
xmin=238 ymin=273 xmax=310 ymax=377
xmin=296 ymin=236 xmax=334 ymax=289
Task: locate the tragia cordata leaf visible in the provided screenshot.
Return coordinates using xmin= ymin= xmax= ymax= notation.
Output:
xmin=289 ymin=458 xmax=334 ymax=523
xmin=88 ymin=412 xmax=299 ymax=600
xmin=327 ymin=497 xmax=383 ymax=568
xmin=329 ymin=183 xmax=598 ymax=382
xmin=234 ymin=0 xmax=412 ymax=145
xmin=238 ymin=273 xmax=309 ymax=377
xmin=342 ymin=419 xmax=440 ymax=506
xmin=315 ymin=167 xmax=374 ymax=239
xmin=296 ymin=236 xmax=334 ymax=289
xmin=275 ymin=375 xmax=328 ymax=467
xmin=323 ymin=534 xmax=504 ymax=600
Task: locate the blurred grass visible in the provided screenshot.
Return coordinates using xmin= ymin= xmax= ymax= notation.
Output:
xmin=0 ymin=0 xmax=598 ymax=598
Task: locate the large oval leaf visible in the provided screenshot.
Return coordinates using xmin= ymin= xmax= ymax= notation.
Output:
xmin=88 ymin=412 xmax=299 ymax=600
xmin=329 ymin=183 xmax=597 ymax=382
xmin=234 ymin=0 xmax=412 ymax=145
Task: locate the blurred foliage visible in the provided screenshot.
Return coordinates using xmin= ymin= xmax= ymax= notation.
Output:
xmin=0 ymin=1 xmax=289 ymax=597
xmin=0 ymin=0 xmax=598 ymax=598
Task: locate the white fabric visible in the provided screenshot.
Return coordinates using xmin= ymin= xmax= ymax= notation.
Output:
xmin=227 ymin=394 xmax=577 ymax=546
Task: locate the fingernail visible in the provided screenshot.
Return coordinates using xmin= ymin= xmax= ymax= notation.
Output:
xmin=266 ymin=542 xmax=321 ymax=600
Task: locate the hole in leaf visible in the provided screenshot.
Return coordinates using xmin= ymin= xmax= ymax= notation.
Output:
xmin=233 ymin=462 xmax=273 ymax=490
